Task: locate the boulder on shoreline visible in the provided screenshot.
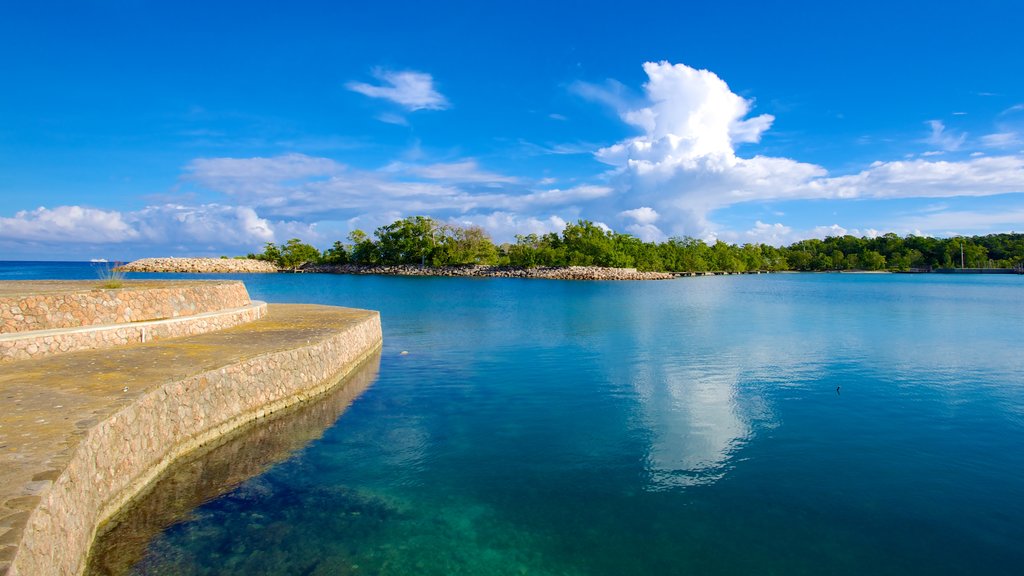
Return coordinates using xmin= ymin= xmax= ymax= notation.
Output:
xmin=304 ymin=263 xmax=676 ymax=280
xmin=119 ymin=258 xmax=280 ymax=274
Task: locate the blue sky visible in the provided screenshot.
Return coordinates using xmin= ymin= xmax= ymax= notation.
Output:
xmin=1 ymin=0 xmax=1022 ymax=260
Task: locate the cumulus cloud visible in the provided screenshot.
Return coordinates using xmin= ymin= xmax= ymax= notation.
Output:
xmin=0 ymin=206 xmax=138 ymax=243
xmin=716 ymin=221 xmax=881 ymax=247
xmin=0 ymin=203 xmax=316 ymax=257
xmin=453 ymin=212 xmax=568 ymax=240
xmin=816 ymin=156 xmax=1024 ymax=199
xmin=581 ymin=61 xmax=1024 ymax=240
xmin=12 ymin=61 xmax=1022 ymax=258
xmin=158 ymin=62 xmax=1024 ymax=249
xmin=346 ymin=69 xmax=449 ymax=111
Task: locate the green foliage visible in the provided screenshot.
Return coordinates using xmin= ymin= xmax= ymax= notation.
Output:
xmin=246 ymin=217 xmax=1024 ymax=274
xmin=348 ymin=229 xmax=379 ymax=265
xmin=248 ymin=239 xmax=322 ymax=269
xmin=322 ymin=241 xmax=350 ymax=265
xmin=432 ymin=224 xmax=500 ymax=265
xmin=375 ymin=216 xmax=436 ymax=265
xmin=280 ymin=238 xmax=322 ymax=269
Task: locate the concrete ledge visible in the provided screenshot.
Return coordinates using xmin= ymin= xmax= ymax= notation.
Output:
xmin=0 ymin=281 xmax=253 ymax=334
xmin=1 ymin=304 xmax=383 ymax=576
xmin=0 ymin=301 xmax=268 ymax=363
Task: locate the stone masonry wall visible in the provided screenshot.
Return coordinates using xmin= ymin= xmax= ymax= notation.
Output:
xmin=8 ymin=311 xmax=382 ymax=576
xmin=0 ymin=282 xmax=251 ymax=334
xmin=0 ymin=302 xmax=267 ymax=364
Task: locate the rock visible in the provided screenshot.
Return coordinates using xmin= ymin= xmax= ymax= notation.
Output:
xmin=303 ymin=264 xmax=676 ymax=281
xmin=118 ymin=258 xmax=279 ymax=274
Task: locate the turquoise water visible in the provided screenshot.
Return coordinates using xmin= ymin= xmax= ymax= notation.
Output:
xmin=6 ymin=264 xmax=1024 ymax=574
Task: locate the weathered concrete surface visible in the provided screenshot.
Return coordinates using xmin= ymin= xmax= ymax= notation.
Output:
xmin=0 ymin=304 xmax=382 ymax=576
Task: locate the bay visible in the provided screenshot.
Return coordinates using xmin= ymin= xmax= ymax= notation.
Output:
xmin=5 ymin=263 xmax=1023 ymax=575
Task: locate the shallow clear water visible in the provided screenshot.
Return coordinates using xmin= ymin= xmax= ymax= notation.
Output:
xmin=7 ymin=263 xmax=1024 ymax=575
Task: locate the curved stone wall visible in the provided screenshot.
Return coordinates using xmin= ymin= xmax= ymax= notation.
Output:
xmin=7 ymin=308 xmax=382 ymax=576
xmin=0 ymin=281 xmax=252 ymax=334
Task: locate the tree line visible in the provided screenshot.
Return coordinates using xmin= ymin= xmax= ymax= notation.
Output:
xmin=248 ymin=216 xmax=1024 ymax=273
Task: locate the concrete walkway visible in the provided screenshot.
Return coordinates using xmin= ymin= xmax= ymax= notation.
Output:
xmin=0 ymin=304 xmax=381 ymax=575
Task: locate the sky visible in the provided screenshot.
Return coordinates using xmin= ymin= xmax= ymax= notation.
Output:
xmin=1 ymin=0 xmax=1022 ymax=260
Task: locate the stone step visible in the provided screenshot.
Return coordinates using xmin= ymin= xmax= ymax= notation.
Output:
xmin=0 ymin=303 xmax=383 ymax=576
xmin=0 ymin=281 xmax=253 ymax=335
xmin=0 ymin=300 xmax=267 ymax=363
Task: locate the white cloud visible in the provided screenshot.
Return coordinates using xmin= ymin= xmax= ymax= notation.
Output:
xmin=454 ymin=212 xmax=568 ymax=240
xmin=923 ymin=120 xmax=966 ymax=152
xmin=376 ymin=112 xmax=409 ymax=126
xmin=387 ymin=160 xmax=520 ymax=184
xmin=0 ymin=206 xmax=138 ymax=243
xmin=182 ymin=152 xmax=613 ymax=232
xmin=0 ymin=203 xmax=316 ymax=257
xmin=981 ymin=132 xmax=1022 ymax=149
xmin=893 ymin=207 xmax=1024 ymax=235
xmin=816 ymin=156 xmax=1024 ymax=199
xmin=168 ymin=62 xmax=1024 ymax=248
xmin=580 ymin=61 xmax=1024 ymax=240
xmin=620 ymin=206 xmax=659 ymax=225
xmin=718 ymin=221 xmax=884 ymax=247
xmin=346 ymin=69 xmax=449 ymax=111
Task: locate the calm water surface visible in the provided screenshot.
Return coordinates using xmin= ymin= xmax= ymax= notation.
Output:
xmin=5 ymin=263 xmax=1023 ymax=575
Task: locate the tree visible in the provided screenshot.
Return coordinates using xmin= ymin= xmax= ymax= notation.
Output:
xmin=434 ymin=224 xmax=499 ymax=265
xmin=279 ymin=238 xmax=321 ymax=269
xmin=347 ymin=229 xmax=379 ymax=264
xmin=249 ymin=242 xmax=282 ymax=265
xmin=375 ymin=216 xmax=436 ymax=265
xmin=322 ymin=240 xmax=350 ymax=265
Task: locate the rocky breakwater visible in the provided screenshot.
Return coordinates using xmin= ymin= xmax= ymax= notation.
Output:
xmin=307 ymin=264 xmax=675 ymax=280
xmin=119 ymin=258 xmax=279 ymax=273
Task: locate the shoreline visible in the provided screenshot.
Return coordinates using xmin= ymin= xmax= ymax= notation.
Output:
xmin=115 ymin=258 xmax=1024 ymax=278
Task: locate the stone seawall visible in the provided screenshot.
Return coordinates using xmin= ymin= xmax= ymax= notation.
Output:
xmin=86 ymin=352 xmax=381 ymax=575
xmin=308 ymin=263 xmax=676 ymax=280
xmin=0 ymin=281 xmax=252 ymax=334
xmin=4 ymin=305 xmax=383 ymax=576
xmin=118 ymin=258 xmax=279 ymax=273
xmin=0 ymin=301 xmax=267 ymax=363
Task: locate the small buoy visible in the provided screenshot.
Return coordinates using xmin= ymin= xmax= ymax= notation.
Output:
xmin=400 ymin=351 xmax=409 ymax=356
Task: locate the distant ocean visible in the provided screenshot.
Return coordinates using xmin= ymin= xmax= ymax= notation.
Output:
xmin=5 ymin=262 xmax=1023 ymax=575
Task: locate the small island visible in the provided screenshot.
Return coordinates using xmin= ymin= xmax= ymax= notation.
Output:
xmin=120 ymin=216 xmax=1024 ymax=278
